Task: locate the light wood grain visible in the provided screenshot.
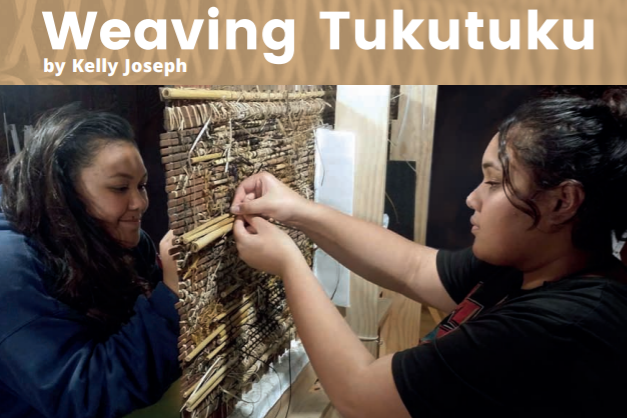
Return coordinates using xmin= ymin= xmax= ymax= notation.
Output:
xmin=390 ymin=85 xmax=428 ymax=161
xmin=335 ymin=85 xmax=391 ymax=357
xmin=428 ymin=306 xmax=444 ymax=324
xmin=379 ymin=85 xmax=439 ymax=357
xmin=414 ymin=85 xmax=438 ymax=245
xmin=263 ymin=363 xmax=331 ymax=418
xmin=379 ymin=291 xmax=422 ymax=357
xmin=377 ymin=298 xmax=392 ymax=327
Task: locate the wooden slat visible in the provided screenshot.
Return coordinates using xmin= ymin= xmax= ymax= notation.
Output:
xmin=335 ymin=85 xmax=391 ymax=357
xmin=390 ymin=85 xmax=438 ymax=162
xmin=380 ymin=85 xmax=439 ymax=357
xmin=377 ymin=298 xmax=393 ymax=327
xmin=263 ymin=363 xmax=331 ymax=418
xmin=414 ymin=85 xmax=439 ymax=244
xmin=428 ymin=306 xmax=443 ymax=324
xmin=378 ymin=292 xmax=422 ymax=357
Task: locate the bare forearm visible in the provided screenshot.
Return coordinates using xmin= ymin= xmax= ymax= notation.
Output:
xmin=291 ymin=202 xmax=430 ymax=295
xmin=281 ymin=260 xmax=375 ymax=408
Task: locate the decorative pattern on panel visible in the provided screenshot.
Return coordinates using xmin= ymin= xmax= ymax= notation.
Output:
xmin=158 ymin=87 xmax=331 ymax=418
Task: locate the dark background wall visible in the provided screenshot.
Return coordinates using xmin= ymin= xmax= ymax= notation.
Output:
xmin=385 ymin=85 xmax=544 ymax=250
xmin=0 ymin=86 xmax=169 ymax=244
xmin=0 ymin=85 xmax=546 ymax=250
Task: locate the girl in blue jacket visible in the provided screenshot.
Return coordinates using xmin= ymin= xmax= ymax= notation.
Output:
xmin=0 ymin=105 xmax=180 ymax=418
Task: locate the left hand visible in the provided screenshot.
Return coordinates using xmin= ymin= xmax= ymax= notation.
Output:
xmin=233 ymin=215 xmax=306 ymax=276
xmin=159 ymin=230 xmax=179 ymax=295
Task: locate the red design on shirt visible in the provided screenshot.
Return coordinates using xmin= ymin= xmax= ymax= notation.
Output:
xmin=420 ymin=282 xmax=485 ymax=344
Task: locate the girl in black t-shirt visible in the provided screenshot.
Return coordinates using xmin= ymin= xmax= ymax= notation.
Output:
xmin=230 ymin=90 xmax=627 ymax=418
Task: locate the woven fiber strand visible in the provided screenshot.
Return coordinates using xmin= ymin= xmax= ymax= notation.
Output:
xmin=159 ymin=88 xmax=331 ymax=418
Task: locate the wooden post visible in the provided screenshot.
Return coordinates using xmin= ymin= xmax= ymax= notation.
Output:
xmin=380 ymin=85 xmax=439 ymax=356
xmin=335 ymin=85 xmax=391 ymax=356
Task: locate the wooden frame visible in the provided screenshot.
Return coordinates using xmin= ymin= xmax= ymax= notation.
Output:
xmin=263 ymin=85 xmax=439 ymax=417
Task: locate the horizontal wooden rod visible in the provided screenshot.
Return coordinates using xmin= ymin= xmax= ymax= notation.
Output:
xmin=183 ymin=216 xmax=235 ymax=245
xmin=179 ymin=214 xmax=231 ymax=244
xmin=161 ymin=88 xmax=325 ymax=102
xmin=192 ymin=222 xmax=234 ymax=253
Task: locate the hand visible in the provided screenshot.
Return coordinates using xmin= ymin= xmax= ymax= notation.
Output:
xmin=159 ymin=230 xmax=179 ymax=295
xmin=233 ymin=215 xmax=307 ymax=276
xmin=230 ymin=172 xmax=311 ymax=225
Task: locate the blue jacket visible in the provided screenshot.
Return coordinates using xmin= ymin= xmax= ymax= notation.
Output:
xmin=0 ymin=213 xmax=180 ymax=417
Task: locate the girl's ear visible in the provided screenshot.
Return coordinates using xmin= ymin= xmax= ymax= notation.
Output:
xmin=546 ymin=180 xmax=585 ymax=225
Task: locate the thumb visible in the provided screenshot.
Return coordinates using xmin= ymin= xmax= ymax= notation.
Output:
xmin=232 ymin=217 xmax=251 ymax=241
xmin=246 ymin=215 xmax=273 ymax=232
xmin=231 ymin=196 xmax=269 ymax=216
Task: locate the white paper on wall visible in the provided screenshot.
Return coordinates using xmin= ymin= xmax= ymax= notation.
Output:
xmin=312 ymin=127 xmax=355 ymax=307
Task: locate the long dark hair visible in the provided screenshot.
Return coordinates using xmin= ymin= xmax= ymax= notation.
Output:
xmin=2 ymin=104 xmax=150 ymax=329
xmin=497 ymin=89 xmax=627 ymax=252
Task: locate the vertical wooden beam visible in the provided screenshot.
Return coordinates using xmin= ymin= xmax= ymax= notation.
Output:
xmin=335 ymin=85 xmax=391 ymax=356
xmin=413 ymin=85 xmax=438 ymax=244
xmin=379 ymin=86 xmax=439 ymax=357
xmin=390 ymin=85 xmax=424 ymax=161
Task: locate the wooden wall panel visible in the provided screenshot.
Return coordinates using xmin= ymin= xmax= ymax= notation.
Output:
xmin=334 ymin=85 xmax=391 ymax=356
xmin=380 ymin=86 xmax=438 ymax=356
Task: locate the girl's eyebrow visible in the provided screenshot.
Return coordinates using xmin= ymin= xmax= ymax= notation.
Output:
xmin=108 ymin=171 xmax=148 ymax=180
xmin=482 ymin=161 xmax=501 ymax=171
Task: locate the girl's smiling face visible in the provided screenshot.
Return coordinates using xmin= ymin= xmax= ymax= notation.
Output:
xmin=76 ymin=141 xmax=149 ymax=248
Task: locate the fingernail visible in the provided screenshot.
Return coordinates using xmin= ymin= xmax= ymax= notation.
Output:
xmin=231 ymin=205 xmax=240 ymax=214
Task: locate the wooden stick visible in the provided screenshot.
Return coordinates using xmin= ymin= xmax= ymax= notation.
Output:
xmin=220 ymin=283 xmax=241 ymax=299
xmin=186 ymin=301 xmax=256 ymax=364
xmin=192 ymin=223 xmax=234 ymax=253
xmin=179 ymin=214 xmax=231 ymax=243
xmin=185 ymin=324 xmax=227 ymax=363
xmin=184 ymin=217 xmax=234 ymax=245
xmin=186 ymin=357 xmax=239 ymax=411
xmin=214 ymin=294 xmax=255 ymax=321
xmin=161 ymin=88 xmax=325 ymax=102
xmin=190 ymin=152 xmax=224 ymax=164
xmin=182 ymin=344 xmax=234 ymax=399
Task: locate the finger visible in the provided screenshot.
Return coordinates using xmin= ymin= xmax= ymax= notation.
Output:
xmin=159 ymin=230 xmax=174 ymax=249
xmin=232 ymin=217 xmax=250 ymax=241
xmin=233 ymin=196 xmax=269 ymax=215
xmin=232 ymin=174 xmax=263 ymax=207
xmin=246 ymin=215 xmax=273 ymax=232
xmin=255 ymin=178 xmax=264 ymax=198
xmin=242 ymin=215 xmax=258 ymax=234
xmin=161 ymin=229 xmax=173 ymax=240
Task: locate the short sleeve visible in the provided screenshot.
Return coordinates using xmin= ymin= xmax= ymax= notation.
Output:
xmin=391 ymin=295 xmax=608 ymax=417
xmin=436 ymin=247 xmax=517 ymax=304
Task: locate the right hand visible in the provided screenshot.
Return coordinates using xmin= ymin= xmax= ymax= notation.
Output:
xmin=230 ymin=172 xmax=310 ymax=224
xmin=233 ymin=215 xmax=306 ymax=276
xmin=159 ymin=230 xmax=179 ymax=295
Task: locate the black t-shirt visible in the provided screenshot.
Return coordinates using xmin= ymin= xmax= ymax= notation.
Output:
xmin=392 ymin=247 xmax=627 ymax=418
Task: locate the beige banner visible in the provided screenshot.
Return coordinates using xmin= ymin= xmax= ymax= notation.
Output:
xmin=0 ymin=0 xmax=624 ymax=85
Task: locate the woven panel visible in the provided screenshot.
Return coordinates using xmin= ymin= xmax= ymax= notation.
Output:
xmin=159 ymin=88 xmax=331 ymax=417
